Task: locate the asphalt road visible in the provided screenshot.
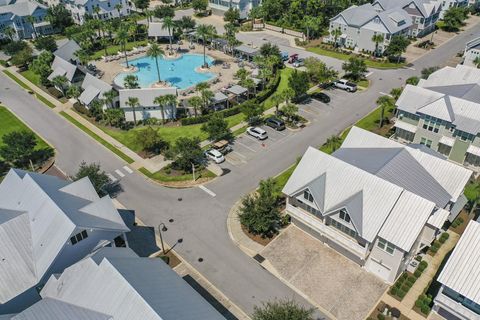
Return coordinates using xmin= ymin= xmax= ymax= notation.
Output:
xmin=2 ymin=23 xmax=479 ymax=318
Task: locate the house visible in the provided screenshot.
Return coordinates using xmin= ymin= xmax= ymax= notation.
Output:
xmin=0 ymin=169 xmax=130 ymax=314
xmin=439 ymin=0 xmax=469 ymax=18
xmin=371 ymin=0 xmax=442 ymax=37
xmin=208 ymin=0 xmax=261 ymax=19
xmin=432 ymin=220 xmax=480 ymax=319
xmin=5 ymin=247 xmax=226 ymax=320
xmin=47 ymin=56 xmax=84 ymax=89
xmin=148 ymin=22 xmax=173 ymax=41
xmin=53 ymin=39 xmax=81 ymax=64
xmin=48 ymin=0 xmax=130 ymax=25
xmin=325 ymin=4 xmax=412 ymax=55
xmin=0 ymin=0 xmax=53 ymax=40
xmin=119 ymin=87 xmax=177 ymax=122
xmin=463 ymin=36 xmax=480 ymax=67
xmin=282 ymin=127 xmax=471 ymax=284
xmin=393 ymin=65 xmax=480 ymax=168
xmin=79 ymin=73 xmax=116 ymax=109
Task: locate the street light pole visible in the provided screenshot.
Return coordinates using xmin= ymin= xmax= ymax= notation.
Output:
xmin=192 ymin=162 xmax=196 ymax=181
xmin=158 ymin=223 xmax=168 ymax=254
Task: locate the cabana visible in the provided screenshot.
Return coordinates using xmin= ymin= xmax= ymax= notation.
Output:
xmin=211 ymin=91 xmax=229 ymax=110
xmin=234 ymin=45 xmax=259 ymax=61
xmin=148 ymin=22 xmax=173 ymax=41
xmin=226 ymin=85 xmax=248 ymax=102
xmin=212 ymin=38 xmax=228 ymax=52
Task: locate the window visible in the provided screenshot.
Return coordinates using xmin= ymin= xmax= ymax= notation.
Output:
xmin=454 ymin=130 xmax=475 ymax=142
xmin=437 ymin=143 xmax=452 ymax=156
xmin=422 ymin=115 xmax=441 ymax=133
xmin=328 ymin=218 xmax=356 ymax=238
xmin=377 ymin=238 xmax=395 ymax=254
xmin=303 ymin=190 xmax=314 ymax=202
xmin=339 ymin=209 xmax=351 ymax=223
xmin=420 ymin=137 xmax=432 ymax=148
xmin=70 ymin=230 xmax=88 ymax=245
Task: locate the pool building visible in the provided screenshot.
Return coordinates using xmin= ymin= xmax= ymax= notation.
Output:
xmin=119 ymin=87 xmax=178 ymax=122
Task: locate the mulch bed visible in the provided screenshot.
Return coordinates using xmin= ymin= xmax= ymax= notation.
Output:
xmin=241 ymin=225 xmax=276 ymax=246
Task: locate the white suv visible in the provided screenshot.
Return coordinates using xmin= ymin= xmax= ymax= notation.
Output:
xmin=247 ymin=127 xmax=268 ymax=140
xmin=205 ymin=149 xmax=225 ymax=164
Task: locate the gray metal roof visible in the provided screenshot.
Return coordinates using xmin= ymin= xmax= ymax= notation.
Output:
xmin=226 ymin=85 xmax=247 ymax=96
xmin=437 ymin=221 xmax=480 ymax=304
xmin=234 ymin=45 xmax=258 ymax=56
xmin=48 ymin=57 xmax=77 ymax=82
xmin=0 ymin=169 xmax=129 ymax=304
xmin=53 ymin=40 xmax=81 ymax=63
xmin=211 ymin=91 xmax=228 ymax=103
xmin=372 ymin=0 xmax=441 ymax=18
xmin=335 ymin=127 xmax=472 ymax=207
xmin=148 ymin=22 xmax=171 ymax=38
xmin=40 ymin=247 xmax=226 ymax=320
xmin=119 ymin=87 xmax=177 ymax=108
xmin=11 ymin=298 xmax=112 ymax=320
xmin=79 ymin=74 xmax=113 ymax=106
xmin=0 ymin=0 xmax=46 ymax=17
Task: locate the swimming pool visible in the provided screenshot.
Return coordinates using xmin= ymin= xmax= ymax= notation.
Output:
xmin=114 ymin=54 xmax=215 ymax=90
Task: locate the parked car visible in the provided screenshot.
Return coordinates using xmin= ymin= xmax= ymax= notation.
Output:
xmin=212 ymin=140 xmax=233 ymax=155
xmin=288 ymin=54 xmax=299 ymax=64
xmin=293 ymin=58 xmax=305 ymax=68
xmin=281 ymin=52 xmax=289 ymax=61
xmin=247 ymin=127 xmax=268 ymax=140
xmin=334 ymin=79 xmax=357 ymax=92
xmin=311 ymin=92 xmax=330 ymax=103
xmin=265 ymin=117 xmax=286 ymax=131
xmin=205 ymin=149 xmax=225 ymax=164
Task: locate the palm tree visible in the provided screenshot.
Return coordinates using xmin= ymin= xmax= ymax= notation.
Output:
xmin=376 ymin=95 xmax=394 ymax=128
xmin=128 ymin=22 xmax=137 ymax=42
xmin=26 ymin=15 xmax=37 ymax=39
xmin=389 ymin=87 xmax=403 ymax=101
xmin=115 ymin=26 xmax=130 ymax=67
xmin=51 ymin=75 xmax=68 ymax=96
xmin=145 ymin=9 xmax=152 ymax=27
xmin=241 ymin=78 xmax=256 ymax=97
xmin=162 ymin=16 xmax=175 ymax=54
xmin=3 ymin=26 xmax=15 ymax=41
xmin=66 ymin=85 xmax=81 ymax=101
xmin=200 ymin=89 xmax=214 ymax=112
xmin=93 ymin=6 xmax=101 ymax=19
xmin=271 ymin=94 xmax=284 ymax=115
xmin=75 ymin=49 xmax=90 ymax=66
xmin=154 ymin=94 xmax=176 ymax=124
xmin=326 ymin=135 xmax=342 ymax=152
xmin=474 ymin=56 xmax=480 ymax=68
xmin=330 ymin=28 xmax=342 ymax=48
xmin=100 ymin=38 xmax=109 ymax=57
xmin=196 ymin=24 xmax=215 ymax=68
xmin=146 ymin=43 xmax=165 ymax=84
xmin=126 ymin=96 xmax=139 ymax=125
xmin=188 ymin=96 xmax=203 ymax=117
xmin=103 ymin=90 xmax=118 ymax=108
xmin=465 ymin=181 xmax=480 ymax=215
xmin=372 ymin=33 xmax=384 ymax=57
xmin=123 ymin=74 xmax=139 ymax=89
xmin=115 ymin=3 xmax=123 ymax=16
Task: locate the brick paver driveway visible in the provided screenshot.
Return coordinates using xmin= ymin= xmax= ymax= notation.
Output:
xmin=261 ymin=226 xmax=388 ymax=320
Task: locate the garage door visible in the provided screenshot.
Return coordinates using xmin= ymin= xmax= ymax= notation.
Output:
xmin=365 ymin=259 xmax=391 ymax=282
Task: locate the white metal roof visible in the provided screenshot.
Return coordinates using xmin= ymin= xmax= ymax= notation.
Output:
xmin=427 ymin=208 xmax=450 ymax=229
xmin=226 ymin=85 xmax=247 ymax=96
xmin=119 ymin=87 xmax=177 ymax=108
xmin=40 ymin=248 xmax=226 ymax=320
xmin=467 ymin=145 xmax=480 ymax=157
xmin=439 ymin=136 xmax=455 ymax=147
xmin=394 ymin=119 xmax=418 ymax=133
xmin=0 ymin=169 xmax=129 ymax=304
xmin=148 ymin=22 xmax=171 ymax=38
xmin=379 ymin=191 xmax=435 ymax=252
xmin=437 ymin=221 xmax=480 ymax=305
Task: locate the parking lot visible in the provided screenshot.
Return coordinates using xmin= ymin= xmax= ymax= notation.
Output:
xmin=217 ymin=87 xmax=357 ymax=169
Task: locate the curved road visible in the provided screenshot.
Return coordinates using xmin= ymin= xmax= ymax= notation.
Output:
xmin=1 ymin=24 xmax=478 ymax=318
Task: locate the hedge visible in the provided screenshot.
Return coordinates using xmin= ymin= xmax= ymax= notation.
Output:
xmin=180 ymin=70 xmax=281 ymax=126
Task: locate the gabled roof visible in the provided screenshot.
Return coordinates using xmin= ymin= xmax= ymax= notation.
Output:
xmin=335 ymin=127 xmax=472 ymax=207
xmin=437 ymin=221 xmax=480 ymax=305
xmin=79 ymin=73 xmax=113 ymax=106
xmin=53 ymin=40 xmax=81 ymax=63
xmin=0 ymin=0 xmax=46 ymax=17
xmin=39 ymin=247 xmax=225 ymax=320
xmin=48 ymin=56 xmax=77 ymax=82
xmin=0 ymin=169 xmax=129 ymax=304
xmin=148 ymin=22 xmax=171 ymax=38
xmin=419 ymin=65 xmax=480 ymax=88
xmin=372 ymin=0 xmax=441 ymax=17
xmin=119 ymin=87 xmax=177 ymax=108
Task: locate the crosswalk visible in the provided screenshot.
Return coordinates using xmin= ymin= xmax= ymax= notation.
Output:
xmin=107 ymin=166 xmax=134 ymax=182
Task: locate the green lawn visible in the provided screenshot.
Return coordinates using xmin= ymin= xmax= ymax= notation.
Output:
xmin=307 ymin=47 xmax=406 ymax=69
xmin=356 ymin=79 xmax=369 ymax=88
xmin=139 ymin=166 xmax=215 ymax=183
xmin=0 ymin=106 xmax=48 ymax=150
xmin=20 ymin=69 xmax=41 ymax=87
xmin=90 ymin=40 xmax=149 ymax=60
xmin=263 ymin=68 xmax=294 ymax=110
xmin=60 ymin=111 xmax=135 ymax=164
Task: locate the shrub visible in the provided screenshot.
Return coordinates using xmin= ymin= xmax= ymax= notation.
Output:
xmin=419 ymin=260 xmax=428 ymax=271
xmin=430 ymin=246 xmax=438 ymax=253
xmin=73 ymin=103 xmax=89 ymax=115
xmin=390 ymin=287 xmax=398 ymax=295
xmin=47 ymin=87 xmax=63 ymax=98
xmin=440 ymin=232 xmax=449 ymax=242
xmin=401 ymin=273 xmax=408 ymax=280
xmin=415 ymin=255 xmax=422 ymax=262
xmin=407 ymin=276 xmax=416 ymax=284
xmin=415 ymin=299 xmax=424 ymax=308
xmin=394 ymin=281 xmax=402 ymax=288
xmin=397 ymin=289 xmax=406 ymax=299
xmin=414 ymin=270 xmax=422 ymax=278
xmin=404 ymin=281 xmax=413 ymax=289
xmin=432 ymin=240 xmax=441 ymax=248
xmin=420 ymin=305 xmax=430 ymax=315
xmin=401 ymin=284 xmax=410 ymax=292
xmin=377 ymin=314 xmax=385 ymax=320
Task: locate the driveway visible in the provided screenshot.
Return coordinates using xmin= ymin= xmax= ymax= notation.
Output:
xmin=261 ymin=226 xmax=388 ymax=320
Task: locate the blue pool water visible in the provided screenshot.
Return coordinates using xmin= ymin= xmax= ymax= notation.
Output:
xmin=114 ymin=54 xmax=215 ymax=89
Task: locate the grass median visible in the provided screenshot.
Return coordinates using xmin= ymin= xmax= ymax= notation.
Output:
xmin=60 ymin=111 xmax=135 ymax=164
xmin=139 ymin=166 xmax=215 ymax=183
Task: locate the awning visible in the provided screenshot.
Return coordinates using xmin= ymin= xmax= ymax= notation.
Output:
xmin=394 ymin=120 xmax=418 ymax=133
xmin=439 ymin=136 xmax=455 ymax=147
xmin=467 ymin=145 xmax=480 ymax=157
xmin=427 ymin=208 xmax=450 ymax=229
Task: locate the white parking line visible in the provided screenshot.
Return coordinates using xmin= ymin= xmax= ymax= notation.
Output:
xmin=236 ymin=141 xmax=257 ymax=152
xmin=299 ymin=108 xmax=318 ymax=116
xmin=404 ymin=66 xmax=416 ymax=71
xmin=115 ymin=169 xmax=125 ymax=177
xmin=198 ymin=185 xmax=216 ymax=197
xmin=365 ymin=71 xmax=374 ymax=77
xmin=107 ymin=173 xmax=118 ymax=182
xmin=244 ymin=135 xmax=260 ymax=143
xmin=379 ymin=92 xmax=393 ymax=97
xmin=231 ymin=151 xmax=246 ymax=159
xmin=123 ymin=166 xmax=133 ymax=174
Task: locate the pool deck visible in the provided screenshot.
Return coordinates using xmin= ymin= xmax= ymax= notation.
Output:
xmin=94 ymin=44 xmax=252 ymax=100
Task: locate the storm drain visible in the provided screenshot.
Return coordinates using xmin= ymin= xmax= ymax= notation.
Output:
xmin=253 ymin=254 xmax=265 ymax=263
